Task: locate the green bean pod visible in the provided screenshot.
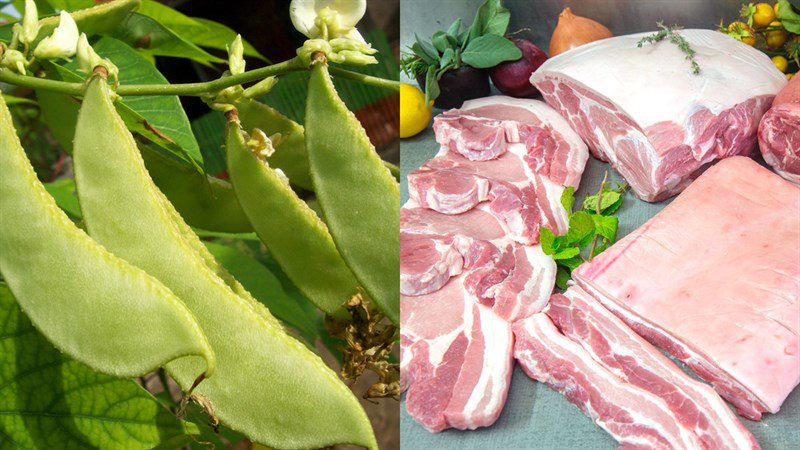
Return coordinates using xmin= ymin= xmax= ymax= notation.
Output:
xmin=305 ymin=60 xmax=400 ymax=324
xmin=0 ymin=95 xmax=215 ymax=380
xmin=235 ymin=98 xmax=313 ymax=191
xmin=225 ymin=116 xmax=357 ymax=319
xmin=73 ymin=76 xmax=376 ymax=450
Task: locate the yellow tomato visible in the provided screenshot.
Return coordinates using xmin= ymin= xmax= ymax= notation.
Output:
xmin=753 ymin=3 xmax=777 ymax=28
xmin=728 ymin=22 xmax=756 ymax=45
xmin=788 ymin=73 xmax=794 ymax=80
xmin=400 ymin=83 xmax=432 ymax=138
xmin=766 ymin=21 xmax=788 ymax=48
xmin=774 ymin=2 xmax=781 ymax=15
xmin=772 ymin=55 xmax=789 ymax=73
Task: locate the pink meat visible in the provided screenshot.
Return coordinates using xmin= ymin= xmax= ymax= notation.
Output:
xmin=758 ymin=76 xmax=800 ymax=183
xmin=531 ymin=29 xmax=786 ymax=202
xmin=546 ymin=286 xmax=759 ymax=449
xmin=573 ymin=156 xmax=800 ymax=420
xmin=513 ymin=314 xmax=702 ymax=449
xmin=401 ymin=274 xmax=514 ymax=432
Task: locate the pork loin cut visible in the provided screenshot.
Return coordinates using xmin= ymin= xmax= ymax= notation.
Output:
xmin=513 ymin=314 xmax=702 ymax=449
xmin=401 ymin=273 xmax=514 ymax=432
xmin=758 ymin=75 xmax=800 ymax=183
xmin=573 ymin=156 xmax=800 ymax=420
xmin=400 ymin=205 xmax=556 ymax=321
xmin=546 ymin=286 xmax=759 ymax=449
xmin=532 ymin=29 xmax=787 ymax=201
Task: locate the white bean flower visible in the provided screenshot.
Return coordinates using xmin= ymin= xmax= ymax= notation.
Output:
xmin=33 ymin=11 xmax=79 ymax=60
xmin=289 ymin=0 xmax=367 ymax=42
xmin=20 ymin=0 xmax=40 ymax=46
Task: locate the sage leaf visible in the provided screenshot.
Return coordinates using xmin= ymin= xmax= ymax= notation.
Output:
xmin=447 ymin=18 xmax=462 ymax=37
xmin=461 ymin=34 xmax=522 ymax=68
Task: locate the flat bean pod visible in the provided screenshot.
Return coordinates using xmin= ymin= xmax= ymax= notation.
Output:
xmin=305 ymin=60 xmax=400 ymax=324
xmin=225 ymin=116 xmax=357 ymax=319
xmin=73 ymin=76 xmax=376 ymax=450
xmin=0 ymin=95 xmax=215 ymax=380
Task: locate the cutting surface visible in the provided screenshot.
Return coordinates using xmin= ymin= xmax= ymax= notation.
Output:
xmin=400 ymin=125 xmax=800 ymax=450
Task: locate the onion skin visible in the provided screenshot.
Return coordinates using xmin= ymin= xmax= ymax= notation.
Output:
xmin=549 ymin=7 xmax=612 ymax=57
xmin=489 ymin=38 xmax=548 ymax=98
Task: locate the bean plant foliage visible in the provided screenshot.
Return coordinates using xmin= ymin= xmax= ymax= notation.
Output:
xmin=0 ymin=0 xmax=400 ymax=449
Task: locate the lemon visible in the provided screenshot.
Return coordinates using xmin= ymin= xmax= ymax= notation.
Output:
xmin=400 ymin=83 xmax=431 ymax=138
xmin=772 ymin=55 xmax=789 ymax=73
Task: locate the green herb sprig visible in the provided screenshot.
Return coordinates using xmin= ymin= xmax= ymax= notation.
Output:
xmin=539 ymin=173 xmax=628 ymax=289
xmin=637 ymin=22 xmax=701 ymax=75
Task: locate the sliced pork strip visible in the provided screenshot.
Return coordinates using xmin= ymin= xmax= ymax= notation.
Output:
xmin=546 ymin=286 xmax=759 ymax=450
xmin=513 ymin=314 xmax=702 ymax=450
xmin=573 ymin=156 xmax=800 ymax=420
xmin=401 ymin=275 xmax=513 ymax=432
xmin=432 ymin=96 xmax=589 ymax=188
xmin=758 ymin=75 xmax=800 ymax=183
xmin=532 ymin=29 xmax=786 ymax=202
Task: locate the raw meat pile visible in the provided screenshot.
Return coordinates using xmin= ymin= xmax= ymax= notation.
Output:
xmin=573 ymin=157 xmax=800 ymax=421
xmin=515 ymin=286 xmax=759 ymax=449
xmin=758 ymin=75 xmax=800 ymax=183
xmin=531 ymin=29 xmax=787 ymax=202
xmin=401 ymin=96 xmax=589 ymax=431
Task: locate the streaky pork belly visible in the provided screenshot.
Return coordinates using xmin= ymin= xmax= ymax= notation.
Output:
xmin=546 ymin=286 xmax=759 ymax=449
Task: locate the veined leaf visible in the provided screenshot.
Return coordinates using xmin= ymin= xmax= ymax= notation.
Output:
xmin=461 ymin=34 xmax=521 ymax=68
xmin=0 ymin=283 xmax=199 ymax=449
xmin=112 ymin=12 xmax=224 ymax=66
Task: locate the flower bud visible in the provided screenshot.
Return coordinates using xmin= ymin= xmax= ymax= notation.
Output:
xmin=1 ymin=49 xmax=28 ymax=74
xmin=33 ymin=11 xmax=78 ymax=60
xmin=20 ymin=0 xmax=40 ymax=46
xmin=289 ymin=0 xmax=366 ymax=41
xmin=228 ymin=34 xmax=245 ymax=76
xmin=76 ymin=33 xmax=119 ymax=81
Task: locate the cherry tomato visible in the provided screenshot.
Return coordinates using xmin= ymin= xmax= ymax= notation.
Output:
xmin=788 ymin=73 xmax=794 ymax=80
xmin=753 ymin=3 xmax=776 ymax=28
xmin=728 ymin=22 xmax=756 ymax=46
xmin=772 ymin=55 xmax=789 ymax=73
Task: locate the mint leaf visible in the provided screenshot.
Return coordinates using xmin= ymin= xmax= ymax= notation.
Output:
xmin=604 ymin=195 xmax=624 ymax=215
xmin=555 ymin=267 xmax=571 ymax=290
xmin=582 ymin=189 xmax=621 ymax=214
xmin=540 ymin=227 xmax=556 ymax=255
xmin=565 ymin=211 xmax=595 ymax=245
xmin=553 ymin=247 xmax=581 ymax=260
xmin=561 ymin=186 xmax=575 ymax=212
xmin=559 ymin=256 xmax=583 ymax=271
xmin=591 ymin=214 xmax=619 ymax=242
xmin=461 ymin=34 xmax=522 ymax=68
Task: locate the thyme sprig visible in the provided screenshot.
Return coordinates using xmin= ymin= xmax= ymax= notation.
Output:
xmin=637 ymin=22 xmax=701 ymax=75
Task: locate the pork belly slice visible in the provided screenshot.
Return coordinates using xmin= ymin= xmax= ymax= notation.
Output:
xmin=547 ymin=286 xmax=759 ymax=449
xmin=532 ymin=29 xmax=786 ymax=202
xmin=758 ymin=76 xmax=800 ymax=184
xmin=431 ymin=96 xmax=588 ymax=188
xmin=408 ymin=150 xmax=569 ymax=244
xmin=401 ymin=274 xmax=513 ymax=432
xmin=400 ymin=205 xmax=556 ymax=321
xmin=573 ymin=156 xmax=800 ymax=420
xmin=514 ymin=314 xmax=702 ymax=449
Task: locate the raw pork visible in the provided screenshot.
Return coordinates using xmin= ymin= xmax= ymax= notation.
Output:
xmin=401 ymin=273 xmax=514 ymax=432
xmin=546 ymin=286 xmax=759 ymax=449
xmin=573 ymin=156 xmax=800 ymax=420
xmin=758 ymin=75 xmax=800 ymax=183
xmin=532 ymin=29 xmax=787 ymax=201
xmin=514 ymin=313 xmax=702 ymax=449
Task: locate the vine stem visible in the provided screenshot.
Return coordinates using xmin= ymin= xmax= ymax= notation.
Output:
xmin=0 ymin=57 xmax=399 ymax=97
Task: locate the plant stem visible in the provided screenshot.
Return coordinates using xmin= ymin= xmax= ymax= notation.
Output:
xmin=0 ymin=57 xmax=399 ymax=96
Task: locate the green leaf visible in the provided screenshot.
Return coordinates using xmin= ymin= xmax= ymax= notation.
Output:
xmin=0 ymin=283 xmax=199 ymax=449
xmin=137 ymin=1 xmax=267 ymax=61
xmin=539 ymin=227 xmax=556 ymax=255
xmin=112 ymin=12 xmax=225 ymax=66
xmin=582 ymin=189 xmax=621 ymax=214
xmin=564 ymin=211 xmax=595 ymax=245
xmin=591 ymin=214 xmax=619 ymax=242
xmin=411 ymin=42 xmax=436 ymax=65
xmin=553 ymin=246 xmax=581 ymax=260
xmin=44 ymin=179 xmax=82 ymax=218
xmin=432 ymin=31 xmax=450 ymax=53
xmin=559 ymin=256 xmax=583 ymax=271
xmin=440 ymin=47 xmax=456 ymax=69
xmin=415 ymin=33 xmax=440 ymax=61
xmin=467 ymin=0 xmax=511 ymax=42
xmin=555 ymin=266 xmax=571 ymax=290
xmin=202 ymin=242 xmax=320 ymax=344
xmin=461 ymin=34 xmax=522 ymax=68
xmin=447 ymin=18 xmax=462 ymax=37
xmin=560 ymin=186 xmax=575 ymax=212
xmin=425 ymin=65 xmax=440 ymax=103
xmin=778 ymin=0 xmax=800 ymax=33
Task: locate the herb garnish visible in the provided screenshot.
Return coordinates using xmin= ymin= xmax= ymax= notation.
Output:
xmin=637 ymin=22 xmax=701 ymax=75
xmin=540 ymin=173 xmax=628 ymax=289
